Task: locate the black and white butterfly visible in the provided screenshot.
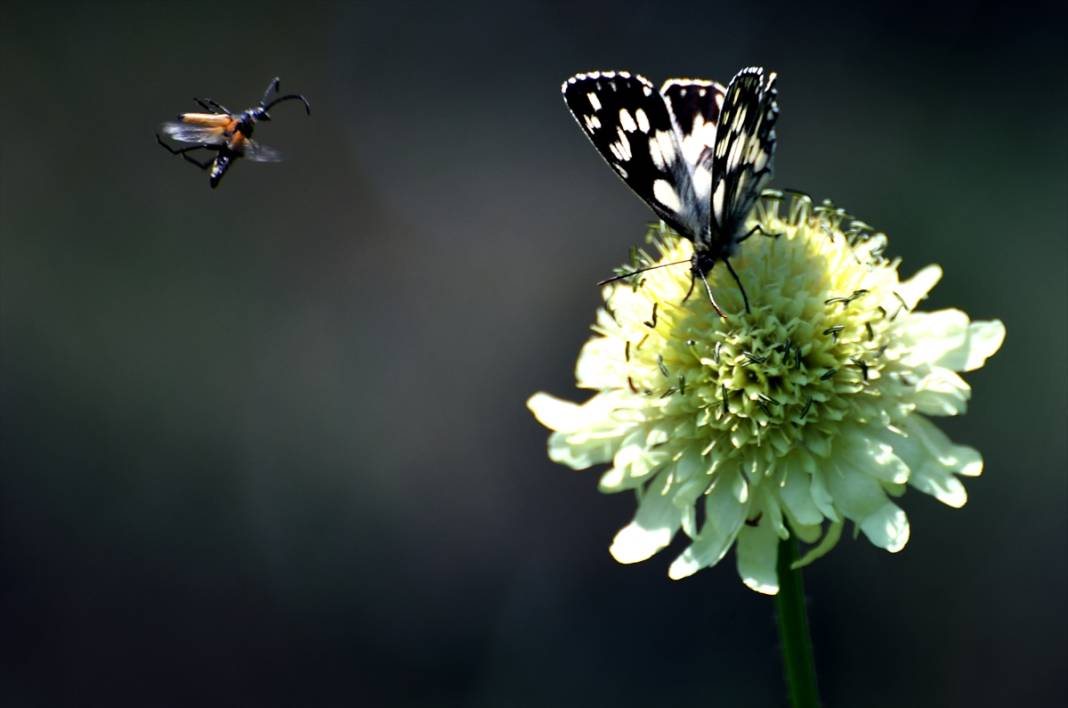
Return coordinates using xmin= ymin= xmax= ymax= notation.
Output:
xmin=562 ymin=66 xmax=779 ymax=315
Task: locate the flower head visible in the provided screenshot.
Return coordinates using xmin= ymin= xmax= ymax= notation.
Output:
xmin=528 ymin=192 xmax=1004 ymax=593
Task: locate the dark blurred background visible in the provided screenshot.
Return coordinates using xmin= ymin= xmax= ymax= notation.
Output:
xmin=2 ymin=1 xmax=1065 ymax=705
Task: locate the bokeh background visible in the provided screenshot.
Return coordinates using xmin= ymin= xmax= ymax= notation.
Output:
xmin=2 ymin=1 xmax=1065 ymax=705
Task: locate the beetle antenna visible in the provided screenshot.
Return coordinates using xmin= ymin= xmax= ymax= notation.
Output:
xmin=260 ymin=77 xmax=281 ymax=106
xmin=263 ymin=93 xmax=312 ymax=115
xmin=597 ymin=258 xmax=689 ymax=286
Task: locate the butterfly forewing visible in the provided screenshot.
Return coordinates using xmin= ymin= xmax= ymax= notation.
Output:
xmin=705 ymin=68 xmax=779 ymax=248
xmin=562 ymin=72 xmax=704 ymax=239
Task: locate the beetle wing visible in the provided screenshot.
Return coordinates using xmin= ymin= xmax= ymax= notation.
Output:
xmin=242 ymin=140 xmax=283 ymax=163
xmin=178 ymin=112 xmax=234 ymax=127
xmin=160 ymin=121 xmax=227 ymax=145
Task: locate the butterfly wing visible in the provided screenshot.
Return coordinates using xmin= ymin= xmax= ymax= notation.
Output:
xmin=704 ymin=67 xmax=779 ymax=251
xmin=661 ymin=78 xmax=726 ymax=202
xmin=562 ymin=71 xmax=704 ymax=240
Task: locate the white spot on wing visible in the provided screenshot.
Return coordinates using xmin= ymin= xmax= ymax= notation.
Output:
xmin=692 ymin=164 xmax=712 ymax=200
xmin=611 ymin=128 xmax=632 ymax=161
xmin=752 ymin=151 xmax=768 ymax=172
xmin=653 ymin=179 xmax=682 ymax=213
xmin=587 ymin=92 xmax=601 ymax=111
xmin=634 ymin=108 xmax=650 ymax=133
xmin=619 ymin=108 xmax=637 ymax=133
xmin=711 ymin=180 xmax=727 ymax=221
xmin=648 ymin=130 xmax=677 ymax=170
xmin=678 ymin=113 xmax=718 ymax=168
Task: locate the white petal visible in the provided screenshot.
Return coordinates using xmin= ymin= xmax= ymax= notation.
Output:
xmin=906 ymin=416 xmax=983 ymax=477
xmin=576 ymin=336 xmax=625 ymax=388
xmin=760 ymin=488 xmax=789 ymax=540
xmin=528 ymin=392 xmax=586 ymax=432
xmin=871 ymin=423 xmax=968 ymax=507
xmin=839 ymin=433 xmax=910 ymax=484
xmin=859 ymin=502 xmax=910 ymax=552
xmin=529 ymin=393 xmax=634 ymax=471
xmin=807 ymin=456 xmax=839 ymax=522
xmin=898 ymin=311 xmax=1005 ymax=373
xmin=896 ymin=265 xmax=942 ymax=308
xmin=601 ymin=427 xmax=672 ymax=490
xmin=778 ymin=458 xmax=823 ymax=526
xmin=912 ymin=368 xmax=971 ymax=416
xmin=821 ymin=463 xmax=888 ymax=522
xmin=736 ymin=518 xmax=781 ymax=594
xmin=960 ymin=320 xmax=1006 ymax=372
xmin=668 ymin=468 xmax=749 ymax=579
xmin=546 ymin=432 xmax=613 ymax=470
xmin=609 ymin=470 xmax=682 ymax=564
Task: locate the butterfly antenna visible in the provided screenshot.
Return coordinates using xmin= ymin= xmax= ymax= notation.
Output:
xmin=723 ymin=258 xmax=751 ymax=314
xmin=597 ymin=258 xmax=690 ymax=286
xmin=698 ymin=271 xmax=727 ymax=318
xmin=264 ymin=93 xmax=312 ymax=115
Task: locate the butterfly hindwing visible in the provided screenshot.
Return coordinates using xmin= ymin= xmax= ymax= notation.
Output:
xmin=661 ymin=78 xmax=726 ymax=204
xmin=562 ymin=72 xmax=704 ymax=239
xmin=704 ymin=67 xmax=779 ymax=250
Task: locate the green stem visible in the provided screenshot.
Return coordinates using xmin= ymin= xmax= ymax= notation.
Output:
xmin=774 ymin=538 xmax=821 ymax=708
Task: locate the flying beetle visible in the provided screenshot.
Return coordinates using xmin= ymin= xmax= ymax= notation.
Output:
xmin=156 ymin=77 xmax=311 ymax=188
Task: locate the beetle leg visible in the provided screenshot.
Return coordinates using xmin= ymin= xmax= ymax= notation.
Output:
xmin=156 ymin=134 xmax=215 ymax=170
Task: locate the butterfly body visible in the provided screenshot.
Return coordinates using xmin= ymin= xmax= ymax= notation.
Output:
xmin=156 ymin=77 xmax=311 ymax=188
xmin=562 ymin=67 xmax=779 ymax=314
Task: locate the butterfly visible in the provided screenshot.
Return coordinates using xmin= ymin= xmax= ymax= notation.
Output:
xmin=156 ymin=77 xmax=310 ymax=188
xmin=561 ymin=66 xmax=779 ymax=316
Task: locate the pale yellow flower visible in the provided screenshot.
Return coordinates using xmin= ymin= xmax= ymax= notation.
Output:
xmin=528 ymin=192 xmax=1005 ymax=594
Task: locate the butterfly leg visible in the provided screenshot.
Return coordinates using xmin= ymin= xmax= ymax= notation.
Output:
xmin=156 ymin=134 xmax=214 ymax=170
xmin=698 ymin=270 xmax=727 ymax=318
xmin=682 ymin=269 xmax=697 ymax=303
xmin=737 ymin=223 xmax=782 ymax=243
xmin=723 ymin=258 xmax=751 ymax=314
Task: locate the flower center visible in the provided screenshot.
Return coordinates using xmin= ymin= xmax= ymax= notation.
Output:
xmin=608 ymin=193 xmax=901 ymax=460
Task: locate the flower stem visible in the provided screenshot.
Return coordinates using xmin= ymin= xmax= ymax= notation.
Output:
xmin=775 ymin=537 xmax=821 ymax=708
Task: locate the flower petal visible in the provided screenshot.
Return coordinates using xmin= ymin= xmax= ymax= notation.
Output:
xmin=872 ymin=416 xmax=981 ymax=508
xmin=960 ymin=320 xmax=1006 ymax=372
xmin=600 ymin=427 xmax=673 ymax=490
xmin=896 ymin=265 xmax=942 ymax=308
xmin=803 ymin=452 xmax=839 ymax=522
xmin=839 ymin=432 xmax=910 ymax=484
xmin=906 ymin=416 xmax=983 ymax=477
xmin=576 ymin=335 xmax=625 ymax=389
xmin=859 ymin=501 xmax=910 ymax=552
xmin=668 ymin=467 xmax=749 ymax=579
xmin=912 ymin=367 xmax=971 ymax=416
xmin=736 ymin=518 xmax=781 ymax=595
xmin=821 ymin=462 xmax=888 ymax=522
xmin=529 ymin=392 xmax=634 ymax=471
xmin=778 ymin=458 xmax=823 ymax=527
xmin=898 ymin=310 xmax=1005 ymax=373
xmin=609 ymin=470 xmax=682 ymax=564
